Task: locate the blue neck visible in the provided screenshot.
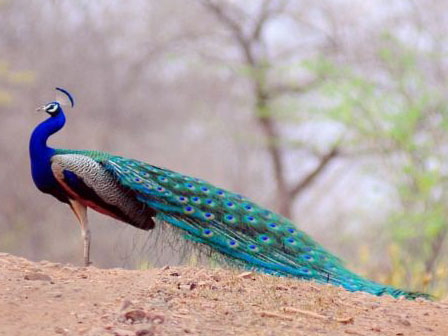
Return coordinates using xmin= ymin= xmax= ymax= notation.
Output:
xmin=29 ymin=110 xmax=66 ymax=191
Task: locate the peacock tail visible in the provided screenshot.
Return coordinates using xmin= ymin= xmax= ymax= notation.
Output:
xmin=53 ymin=148 xmax=428 ymax=300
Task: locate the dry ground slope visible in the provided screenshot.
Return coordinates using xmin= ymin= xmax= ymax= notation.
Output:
xmin=0 ymin=253 xmax=447 ymax=336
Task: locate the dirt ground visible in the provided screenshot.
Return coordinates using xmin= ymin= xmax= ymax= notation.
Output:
xmin=1 ymin=253 xmax=448 ymax=336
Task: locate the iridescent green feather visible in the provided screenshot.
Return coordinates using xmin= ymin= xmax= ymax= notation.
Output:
xmin=56 ymin=149 xmax=428 ymax=299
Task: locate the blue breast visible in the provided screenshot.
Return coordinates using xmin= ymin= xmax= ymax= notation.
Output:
xmin=30 ymin=148 xmax=57 ymax=193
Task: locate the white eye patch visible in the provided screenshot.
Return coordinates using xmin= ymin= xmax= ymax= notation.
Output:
xmin=46 ymin=103 xmax=59 ymax=113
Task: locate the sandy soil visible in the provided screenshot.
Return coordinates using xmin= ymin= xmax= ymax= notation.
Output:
xmin=1 ymin=253 xmax=447 ymax=336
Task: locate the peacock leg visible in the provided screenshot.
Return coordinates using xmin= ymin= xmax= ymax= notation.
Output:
xmin=69 ymin=199 xmax=91 ymax=266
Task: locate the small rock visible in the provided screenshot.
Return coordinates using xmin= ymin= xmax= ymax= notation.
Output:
xmin=124 ymin=309 xmax=147 ymax=324
xmin=112 ymin=328 xmax=134 ymax=336
xmin=40 ymin=260 xmax=62 ymax=268
xmin=210 ymin=274 xmax=221 ymax=282
xmin=147 ymin=312 xmax=165 ymax=324
xmin=135 ymin=329 xmax=154 ymax=336
xmin=337 ymin=317 xmax=354 ymax=324
xmin=275 ymin=285 xmax=288 ymax=291
xmin=24 ymin=272 xmax=52 ymax=282
xmin=169 ymin=272 xmax=180 ymax=277
xmin=399 ymin=318 xmax=411 ymax=327
xmin=237 ymin=272 xmax=253 ymax=279
xmin=434 ymin=303 xmax=448 ymax=309
xmin=308 ymin=285 xmax=321 ymax=292
xmin=54 ymin=326 xmax=68 ymax=334
xmin=178 ymin=283 xmax=197 ymax=291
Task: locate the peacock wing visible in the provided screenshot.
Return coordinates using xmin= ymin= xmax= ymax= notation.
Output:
xmin=51 ymin=152 xmax=156 ymax=230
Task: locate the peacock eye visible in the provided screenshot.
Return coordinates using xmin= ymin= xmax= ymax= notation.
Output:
xmin=45 ymin=103 xmax=59 ymax=114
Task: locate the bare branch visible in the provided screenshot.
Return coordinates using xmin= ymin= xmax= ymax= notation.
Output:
xmin=251 ymin=0 xmax=272 ymax=41
xmin=257 ymin=113 xmax=290 ymax=217
xmin=201 ymin=0 xmax=332 ymax=217
xmin=121 ymin=30 xmax=205 ymax=95
xmin=251 ymin=0 xmax=287 ymax=41
xmin=200 ymin=0 xmax=255 ymax=65
xmin=200 ymin=0 xmax=242 ymax=36
xmin=288 ymin=146 xmax=339 ymax=198
xmin=267 ymin=76 xmax=325 ymax=99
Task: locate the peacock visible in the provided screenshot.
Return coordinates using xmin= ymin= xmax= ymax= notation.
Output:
xmin=30 ymin=88 xmax=427 ymax=299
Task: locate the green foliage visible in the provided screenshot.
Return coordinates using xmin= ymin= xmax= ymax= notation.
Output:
xmin=306 ymin=36 xmax=448 ymax=296
xmin=302 ymin=56 xmax=339 ymax=78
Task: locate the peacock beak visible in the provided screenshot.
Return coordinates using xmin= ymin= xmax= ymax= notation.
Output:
xmin=36 ymin=105 xmax=46 ymax=112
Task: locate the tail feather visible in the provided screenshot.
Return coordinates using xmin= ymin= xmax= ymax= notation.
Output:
xmin=93 ymin=154 xmax=429 ymax=299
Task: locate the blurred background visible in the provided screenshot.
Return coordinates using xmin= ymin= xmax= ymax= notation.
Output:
xmin=1 ymin=0 xmax=448 ymax=296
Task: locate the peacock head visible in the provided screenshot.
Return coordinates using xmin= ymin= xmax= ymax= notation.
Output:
xmin=37 ymin=101 xmax=62 ymax=116
xmin=36 ymin=87 xmax=75 ymax=116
